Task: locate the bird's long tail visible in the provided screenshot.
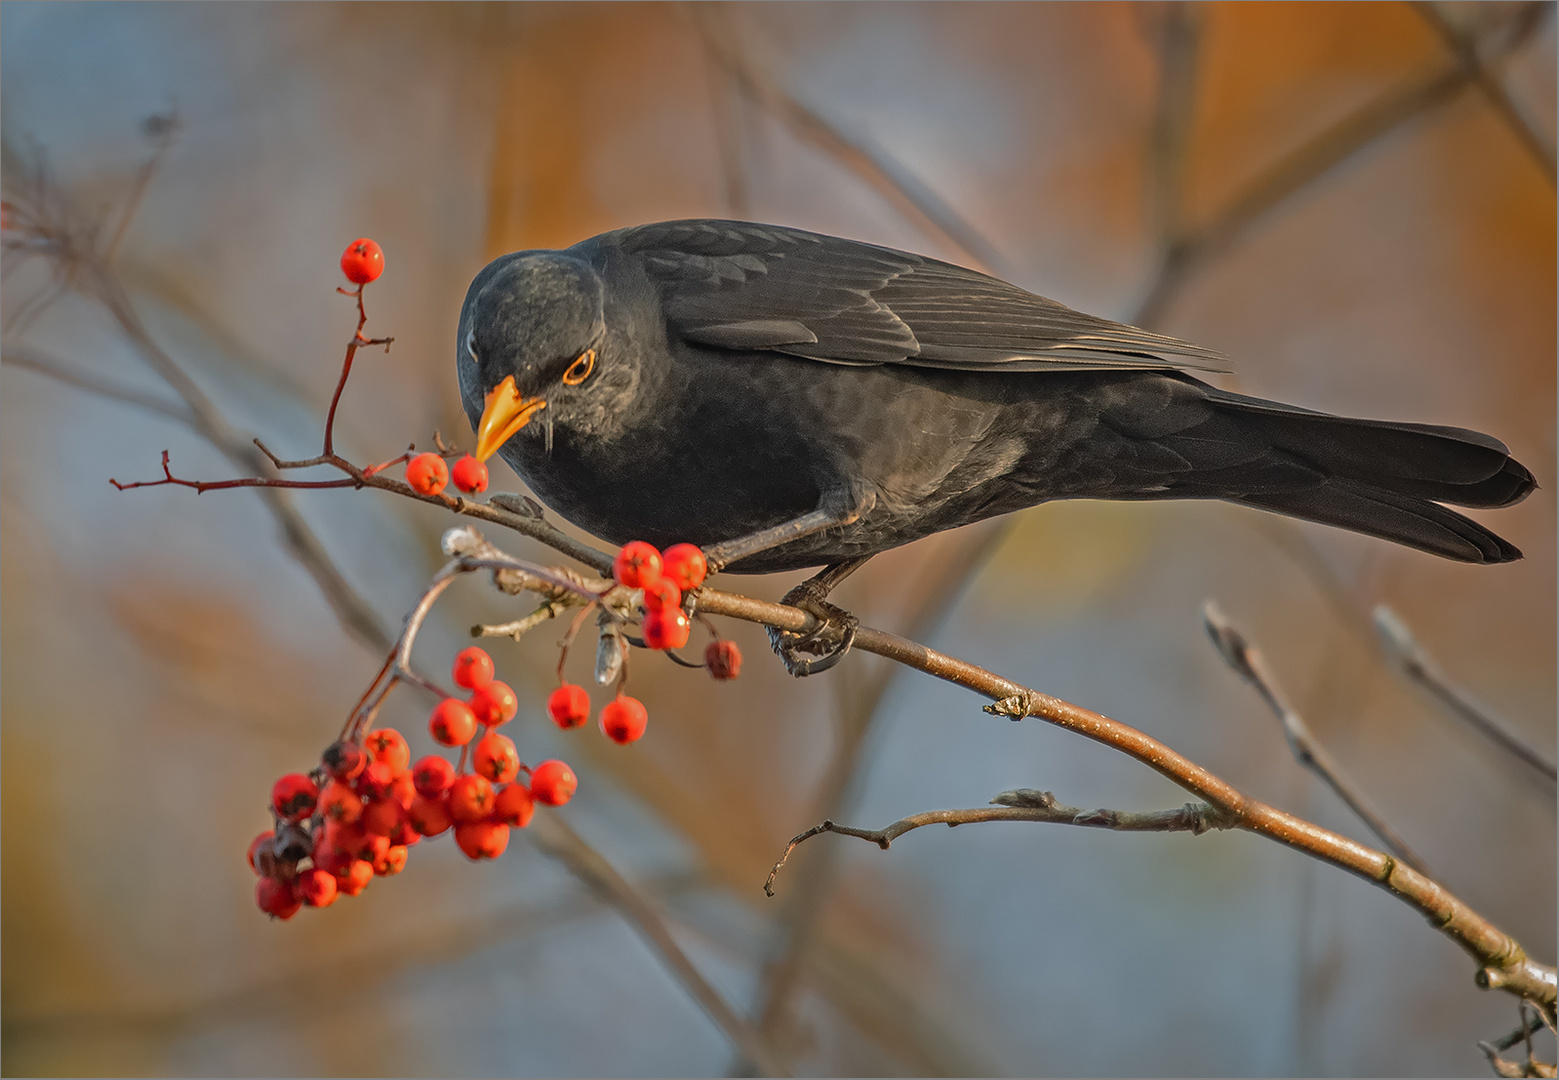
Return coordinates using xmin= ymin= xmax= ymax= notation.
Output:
xmin=1103 ymin=376 xmax=1535 ymax=563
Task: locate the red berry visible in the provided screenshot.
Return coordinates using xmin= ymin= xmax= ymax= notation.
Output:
xmin=455 ymin=820 xmax=510 ymax=860
xmin=340 ymin=238 xmax=384 ymax=285
xmin=312 ymin=829 xmax=353 ymax=876
xmin=412 ymin=755 xmax=456 ymax=798
xmin=493 ymin=782 xmax=535 ymax=828
xmin=529 ymin=759 xmax=578 ymax=806
xmin=354 ymin=760 xmax=396 ymax=800
xmin=322 ymin=740 xmax=366 ymax=781
xmin=271 ymin=773 xmax=319 ymax=823
xmin=451 ymin=455 xmax=489 ymax=494
xmin=374 ymin=844 xmax=409 ymax=876
xmin=641 ymin=609 xmax=691 ymax=650
xmin=547 ymin=684 xmax=590 ymax=729
xmin=429 ymin=698 xmax=478 ymax=746
xmin=297 ymin=868 xmax=338 ymax=908
xmin=468 ymin=680 xmax=518 ymax=727
xmin=405 ymin=452 xmax=449 ymax=496
xmin=447 ymin=774 xmax=495 ymax=822
xmin=613 ymin=541 xmax=662 ymax=588
xmin=390 ymin=770 xmax=416 ymax=809
xmin=705 ymin=639 xmax=742 ymax=680
xmin=364 ymin=728 xmax=410 ymax=773
xmin=317 ymin=780 xmax=363 ymax=824
xmin=662 ymin=544 xmax=708 ymax=591
xmin=336 ymin=859 xmax=374 ymax=897
xmin=361 ymin=797 xmax=405 ymax=837
xmin=641 ymin=577 xmax=681 ymax=613
xmin=407 ymin=793 xmax=453 ymax=836
xmin=247 ymin=830 xmax=275 ymax=875
xmin=390 ymin=818 xmax=422 ymax=847
xmin=600 ymin=696 xmax=648 ymax=745
xmin=256 ymin=876 xmax=302 ymax=920
xmin=473 ymin=731 xmax=521 ymax=785
xmin=452 ymin=646 xmax=495 ymax=691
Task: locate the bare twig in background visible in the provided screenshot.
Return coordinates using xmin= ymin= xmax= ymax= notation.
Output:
xmin=1374 ymin=605 xmax=1558 ymax=785
xmin=765 ymin=789 xmax=1234 ymax=895
xmin=3 ymin=345 xmax=194 ymax=427
xmin=1144 ymin=2 xmax=1205 ymax=252
xmin=740 ymin=520 xmax=1009 ymax=1069
xmin=528 ymin=811 xmax=791 ymax=1078
xmin=685 ymin=3 xmax=1016 ymax=280
xmin=1413 ymin=0 xmax=1557 ymax=186
xmin=1133 ymin=2 xmax=1550 ymax=326
xmin=699 ymin=8 xmax=751 ymax=220
xmin=1203 ymin=601 xmax=1432 ymax=876
xmin=1479 ymin=1005 xmax=1558 ymax=1079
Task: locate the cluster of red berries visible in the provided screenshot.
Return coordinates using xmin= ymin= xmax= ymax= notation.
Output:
xmin=249 ymin=644 xmax=576 ymax=920
xmin=611 ymin=540 xmax=741 ymax=680
xmin=406 ymin=452 xmax=488 ymax=498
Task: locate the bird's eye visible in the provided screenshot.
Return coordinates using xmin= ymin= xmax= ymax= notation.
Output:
xmin=561 ymin=349 xmax=595 ymax=386
xmin=465 ymin=328 xmax=479 ymax=363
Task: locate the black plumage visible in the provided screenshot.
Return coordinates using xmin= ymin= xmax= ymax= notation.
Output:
xmin=457 ymin=219 xmax=1533 ymax=575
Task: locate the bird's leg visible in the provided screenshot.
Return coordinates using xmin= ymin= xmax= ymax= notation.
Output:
xmin=766 ymin=557 xmax=870 ymax=677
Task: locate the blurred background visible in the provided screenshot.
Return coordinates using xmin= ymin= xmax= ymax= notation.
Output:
xmin=2 ymin=2 xmax=1554 ymax=1076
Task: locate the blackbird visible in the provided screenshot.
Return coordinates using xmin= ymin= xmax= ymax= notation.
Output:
xmin=458 ymin=219 xmax=1533 ymax=670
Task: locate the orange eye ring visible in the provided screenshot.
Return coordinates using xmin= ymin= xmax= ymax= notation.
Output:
xmin=562 ymin=349 xmax=595 ymax=386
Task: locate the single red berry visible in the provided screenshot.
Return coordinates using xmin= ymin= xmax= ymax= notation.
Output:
xmin=641 ymin=609 xmax=691 ymax=650
xmin=247 ymin=830 xmax=275 ymax=875
xmin=641 ymin=576 xmax=681 ymax=613
xmin=317 ymin=780 xmax=363 ymax=825
xmin=429 ymin=698 xmax=479 ymax=746
xmin=339 ymin=238 xmax=384 ymax=285
xmin=447 ymin=774 xmax=495 ymax=822
xmin=354 ymin=760 xmax=396 ymax=800
xmin=297 ymin=868 xmax=338 ymax=908
xmin=256 ymin=876 xmax=302 ymax=920
xmin=473 ymin=731 xmax=521 ymax=785
xmin=390 ymin=770 xmax=416 ymax=809
xmin=271 ymin=773 xmax=319 ymax=823
xmin=455 ymin=820 xmax=510 ymax=861
xmin=374 ymin=843 xmax=409 ymax=876
xmin=321 ymin=740 xmax=366 ymax=782
xmin=600 ymin=696 xmax=648 ymax=745
xmin=529 ymin=759 xmax=578 ymax=806
xmin=613 ymin=541 xmax=663 ymax=588
xmin=452 ymin=646 xmax=495 ymax=691
xmin=412 ymin=755 xmax=457 ymax=798
xmin=364 ymin=728 xmax=410 ymax=773
xmin=361 ymin=797 xmax=405 ymax=837
xmin=336 ymin=859 xmax=374 ymax=897
xmin=468 ymin=680 xmax=518 ymax=727
xmin=405 ymin=452 xmax=449 ymax=496
xmin=547 ymin=684 xmax=590 ymax=729
xmin=705 ymin=639 xmax=743 ymax=681
xmin=493 ymin=782 xmax=535 ymax=828
xmin=661 ymin=543 xmax=708 ymax=591
xmin=407 ymin=793 xmax=453 ymax=836
xmin=390 ymin=818 xmax=422 ymax=847
xmin=451 ymin=455 xmax=489 ymax=494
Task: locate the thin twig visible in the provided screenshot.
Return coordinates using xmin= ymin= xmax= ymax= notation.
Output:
xmin=765 ymin=789 xmax=1234 ymax=895
xmin=1132 ymin=4 xmax=1547 ymax=326
xmin=2 ymin=346 xmax=194 ymax=427
xmin=1412 ymin=1 xmax=1556 ymax=186
xmin=1202 ymin=601 xmax=1432 ymax=876
xmin=526 ymin=810 xmax=791 ymax=1077
xmin=1374 ymin=606 xmax=1557 ymax=784
xmin=686 ymin=3 xmax=1015 ymax=279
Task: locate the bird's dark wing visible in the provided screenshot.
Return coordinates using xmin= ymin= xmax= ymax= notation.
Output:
xmin=612 ymin=219 xmax=1228 ymax=373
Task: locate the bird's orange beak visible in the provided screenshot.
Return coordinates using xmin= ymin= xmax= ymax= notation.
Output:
xmin=475 ymin=375 xmax=547 ymax=461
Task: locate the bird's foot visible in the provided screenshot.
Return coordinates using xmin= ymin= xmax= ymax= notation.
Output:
xmin=768 ymin=580 xmax=859 ymax=677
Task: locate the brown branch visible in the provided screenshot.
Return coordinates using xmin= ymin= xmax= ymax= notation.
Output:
xmin=685 ymin=3 xmax=1015 ymax=280
xmin=1374 ymin=605 xmax=1557 ymax=785
xmin=683 ymin=588 xmax=1556 ymax=1012
xmin=1412 ymin=1 xmax=1556 ymax=186
xmin=765 ymin=789 xmax=1234 ymax=895
xmin=1202 ymin=601 xmax=1432 ymax=876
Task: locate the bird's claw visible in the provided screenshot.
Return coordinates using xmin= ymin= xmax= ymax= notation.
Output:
xmin=768 ymin=583 xmax=859 ymax=677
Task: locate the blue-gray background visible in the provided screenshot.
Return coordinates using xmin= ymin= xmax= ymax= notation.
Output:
xmin=2 ymin=3 xmax=1554 ymax=1075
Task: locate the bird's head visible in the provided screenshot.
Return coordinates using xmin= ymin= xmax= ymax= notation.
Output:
xmin=458 ymin=252 xmax=631 ymax=462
